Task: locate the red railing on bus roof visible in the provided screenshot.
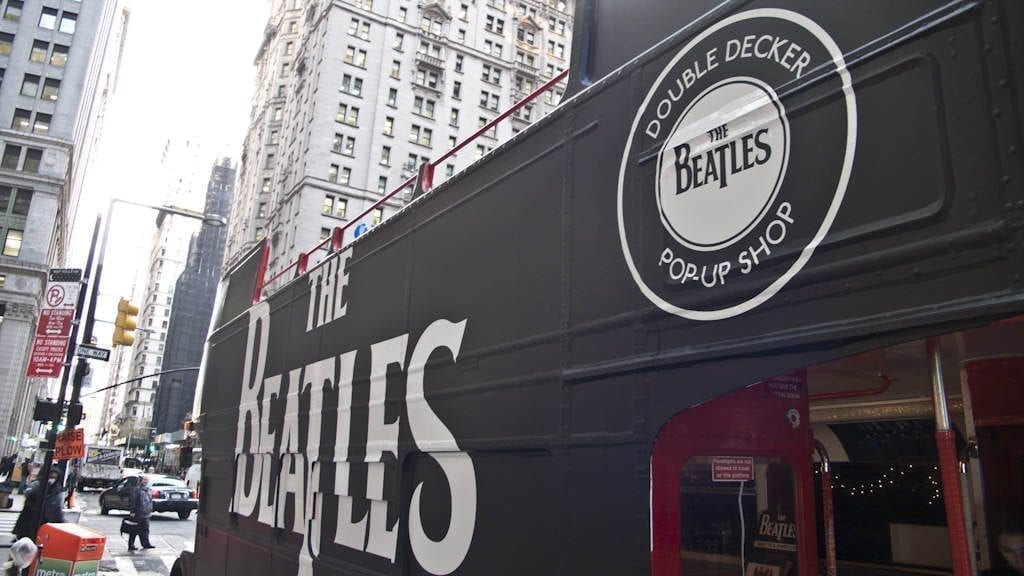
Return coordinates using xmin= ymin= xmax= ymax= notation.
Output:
xmin=252 ymin=69 xmax=570 ymax=304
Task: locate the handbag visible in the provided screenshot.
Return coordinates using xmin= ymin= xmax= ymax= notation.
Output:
xmin=120 ymin=517 xmax=139 ymax=536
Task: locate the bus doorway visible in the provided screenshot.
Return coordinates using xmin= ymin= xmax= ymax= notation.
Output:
xmin=806 ymin=321 xmax=1024 ymax=576
xmin=651 ymin=319 xmax=1023 ymax=576
xmin=651 ymin=378 xmax=817 ymax=576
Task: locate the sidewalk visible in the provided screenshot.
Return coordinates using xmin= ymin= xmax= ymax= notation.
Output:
xmin=0 ymin=491 xmax=25 ymax=548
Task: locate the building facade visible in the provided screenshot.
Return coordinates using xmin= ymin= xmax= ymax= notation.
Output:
xmin=223 ymin=0 xmax=573 ymax=288
xmin=114 ymin=138 xmax=206 ymax=446
xmin=151 ymin=158 xmax=234 ymax=435
xmin=0 ymin=0 xmax=127 ymax=455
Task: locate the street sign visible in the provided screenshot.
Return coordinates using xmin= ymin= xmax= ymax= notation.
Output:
xmin=48 ymin=268 xmax=82 ymax=283
xmin=37 ymin=308 xmax=75 ymax=337
xmin=27 ymin=269 xmax=82 ymax=378
xmin=55 ymin=427 xmax=85 ymax=461
xmin=76 ymin=344 xmax=111 ymax=362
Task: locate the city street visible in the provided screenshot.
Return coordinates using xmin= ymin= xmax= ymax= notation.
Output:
xmin=1 ymin=491 xmax=194 ymax=575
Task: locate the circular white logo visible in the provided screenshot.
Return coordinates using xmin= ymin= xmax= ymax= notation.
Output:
xmin=656 ymin=77 xmax=789 ymax=251
xmin=617 ymin=9 xmax=857 ymax=321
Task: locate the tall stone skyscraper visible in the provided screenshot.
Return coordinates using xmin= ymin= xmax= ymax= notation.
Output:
xmin=223 ymin=0 xmax=573 ymax=291
xmin=111 ymin=138 xmax=206 ymax=446
xmin=150 ymin=158 xmax=235 ymax=434
xmin=0 ymin=0 xmax=129 ymax=454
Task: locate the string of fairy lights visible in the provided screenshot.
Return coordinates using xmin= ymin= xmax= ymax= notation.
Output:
xmin=817 ymin=464 xmax=944 ymax=506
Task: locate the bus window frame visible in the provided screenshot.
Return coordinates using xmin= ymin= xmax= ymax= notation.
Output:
xmin=650 ymin=382 xmax=817 ymax=576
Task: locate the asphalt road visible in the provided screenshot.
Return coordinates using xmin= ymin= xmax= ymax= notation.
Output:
xmin=75 ymin=490 xmax=196 ymax=575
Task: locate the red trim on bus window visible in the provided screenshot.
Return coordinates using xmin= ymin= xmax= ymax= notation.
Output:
xmin=650 ymin=378 xmax=817 ymax=576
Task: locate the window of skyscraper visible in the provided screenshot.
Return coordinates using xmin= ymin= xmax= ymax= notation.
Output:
xmin=2 ymin=229 xmax=22 ymax=257
xmin=59 ymin=12 xmax=77 ymax=34
xmin=30 ymin=41 xmax=48 ymax=63
xmin=50 ymin=44 xmax=69 ymax=67
xmin=22 ymin=149 xmax=41 ymax=173
xmin=29 ymin=113 xmax=50 ymax=135
xmin=42 ymin=78 xmax=60 ymax=101
xmin=413 ymin=96 xmax=436 ymax=119
xmin=3 ymin=1 xmax=22 ymax=22
xmin=1 ymin=146 xmax=19 ymax=170
xmin=11 ymin=109 xmax=30 ymax=131
xmin=20 ymin=74 xmax=39 ymax=97
xmin=39 ymin=8 xmax=57 ymax=30
xmin=342 ymin=74 xmax=363 ymax=96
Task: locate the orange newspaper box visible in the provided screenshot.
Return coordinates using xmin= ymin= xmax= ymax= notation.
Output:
xmin=32 ymin=523 xmax=105 ymax=576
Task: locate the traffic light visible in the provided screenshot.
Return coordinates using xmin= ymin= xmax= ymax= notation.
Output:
xmin=112 ymin=298 xmax=139 ymax=347
xmin=66 ymin=401 xmax=84 ymax=427
xmin=33 ymin=399 xmax=60 ymax=422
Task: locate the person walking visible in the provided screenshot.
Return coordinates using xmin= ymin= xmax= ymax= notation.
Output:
xmin=127 ymin=475 xmax=155 ymax=551
xmin=0 ymin=454 xmax=14 ymax=480
xmin=63 ymin=464 xmax=79 ymax=508
xmin=12 ymin=469 xmax=64 ymax=542
xmin=16 ymin=459 xmax=30 ymax=494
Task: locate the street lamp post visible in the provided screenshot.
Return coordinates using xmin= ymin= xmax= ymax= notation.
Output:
xmin=32 ymin=198 xmax=226 ymax=535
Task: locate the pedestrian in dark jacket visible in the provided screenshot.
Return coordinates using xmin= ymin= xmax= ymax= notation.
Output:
xmin=64 ymin=465 xmax=78 ymax=508
xmin=0 ymin=454 xmax=14 ymax=480
xmin=17 ymin=460 xmax=30 ymax=494
xmin=127 ymin=475 xmax=155 ymax=550
xmin=12 ymin=469 xmax=63 ymax=541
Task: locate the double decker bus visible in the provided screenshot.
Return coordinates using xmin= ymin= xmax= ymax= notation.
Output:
xmin=175 ymin=1 xmax=1024 ymax=575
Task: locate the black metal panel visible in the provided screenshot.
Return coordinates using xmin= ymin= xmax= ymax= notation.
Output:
xmin=217 ymin=240 xmax=266 ymax=329
xmin=194 ymin=2 xmax=1023 ymax=575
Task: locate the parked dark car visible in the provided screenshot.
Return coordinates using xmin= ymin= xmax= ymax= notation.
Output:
xmin=99 ymin=474 xmax=198 ymax=520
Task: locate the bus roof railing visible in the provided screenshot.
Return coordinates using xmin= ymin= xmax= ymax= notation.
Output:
xmin=252 ymin=69 xmax=569 ymax=304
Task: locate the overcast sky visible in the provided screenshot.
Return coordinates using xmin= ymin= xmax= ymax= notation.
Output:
xmin=71 ymin=0 xmax=269 ymax=263
xmin=71 ymin=0 xmax=269 ymax=425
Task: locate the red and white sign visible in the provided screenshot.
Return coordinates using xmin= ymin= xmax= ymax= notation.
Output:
xmin=711 ymin=456 xmax=754 ymax=482
xmin=26 ymin=277 xmax=81 ymax=378
xmin=55 ymin=427 xmax=85 ymax=461
xmin=37 ymin=308 xmax=75 ymax=337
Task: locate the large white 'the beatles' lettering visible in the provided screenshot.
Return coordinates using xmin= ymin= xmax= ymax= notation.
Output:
xmin=407 ymin=320 xmax=476 ymax=575
xmin=232 ymin=301 xmax=476 ymax=576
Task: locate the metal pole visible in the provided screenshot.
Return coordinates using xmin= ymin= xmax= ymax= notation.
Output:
xmin=814 ymin=440 xmax=837 ymax=576
xmin=32 ymin=216 xmax=101 ymax=535
xmin=928 ymin=338 xmax=972 ymax=576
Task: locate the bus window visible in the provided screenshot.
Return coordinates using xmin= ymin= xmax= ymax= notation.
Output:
xmin=680 ymin=456 xmax=799 ymax=576
xmin=651 ymin=380 xmax=814 ymax=576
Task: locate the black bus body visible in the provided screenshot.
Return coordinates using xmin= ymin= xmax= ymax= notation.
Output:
xmin=176 ymin=1 xmax=1024 ymax=575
